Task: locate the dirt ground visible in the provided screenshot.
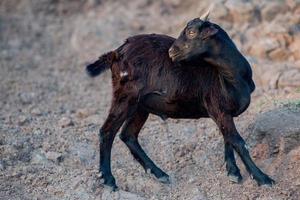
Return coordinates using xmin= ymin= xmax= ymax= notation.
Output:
xmin=1 ymin=0 xmax=300 ymax=199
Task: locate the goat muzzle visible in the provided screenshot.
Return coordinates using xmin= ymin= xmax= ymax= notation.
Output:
xmin=168 ymin=46 xmax=179 ymax=61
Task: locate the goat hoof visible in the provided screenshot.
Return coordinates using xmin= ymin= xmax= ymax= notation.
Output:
xmin=102 ymin=181 xmax=118 ymax=192
xmin=253 ymin=174 xmax=275 ymax=187
xmin=147 ymin=168 xmax=170 ymax=184
xmin=158 ymin=175 xmax=171 ymax=184
xmin=228 ymin=174 xmax=242 ymax=183
xmin=99 ymin=173 xmax=118 ymax=191
xmin=227 ymin=167 xmax=242 ymax=183
xmin=104 ymin=184 xmax=119 ymax=192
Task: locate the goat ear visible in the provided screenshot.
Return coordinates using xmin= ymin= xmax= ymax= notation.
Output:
xmin=200 ymin=26 xmax=218 ymax=40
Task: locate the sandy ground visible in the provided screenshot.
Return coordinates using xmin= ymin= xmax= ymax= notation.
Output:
xmin=1 ymin=0 xmax=300 ymax=199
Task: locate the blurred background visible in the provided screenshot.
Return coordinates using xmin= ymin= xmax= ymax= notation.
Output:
xmin=1 ymin=0 xmax=300 ymax=199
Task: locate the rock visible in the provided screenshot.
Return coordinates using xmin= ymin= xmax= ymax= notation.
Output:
xmin=71 ymin=175 xmax=84 ymax=189
xmin=261 ymin=2 xmax=288 ymax=22
xmin=289 ymin=36 xmax=300 ymax=60
xmin=15 ymin=141 xmax=33 ymax=163
xmin=70 ymin=143 xmax=96 ymax=167
xmin=45 ymin=151 xmax=63 ymax=162
xmin=30 ymin=107 xmax=42 ymax=116
xmin=248 ymin=37 xmax=280 ymax=59
xmin=250 ymin=108 xmax=300 ymax=159
xmin=174 ymin=143 xmax=196 ymax=158
xmin=278 ymin=68 xmax=300 ymax=88
xmin=84 ymin=0 xmax=101 ymax=8
xmin=31 ymin=150 xmax=48 ymax=165
xmin=225 ymin=0 xmax=256 ymax=23
xmin=19 ymin=92 xmax=35 ymax=104
xmin=76 ymin=108 xmax=93 ymax=119
xmin=286 ymin=146 xmax=300 ymax=184
xmin=0 ymin=160 xmax=6 ymax=171
xmin=295 ymin=4 xmax=300 ymax=13
xmin=288 ymin=146 xmax=300 ymax=162
xmin=18 ymin=115 xmax=28 ymax=125
xmin=102 ymin=189 xmax=146 ymax=200
xmin=252 ymin=61 xmax=283 ymax=89
xmin=252 ymin=143 xmax=271 ymax=159
xmin=177 ymin=185 xmax=207 ymax=200
xmin=289 ymin=23 xmax=300 ymax=35
xmin=59 ymin=117 xmax=73 ymax=128
xmin=268 ymin=48 xmax=289 ymax=61
xmin=72 ymin=187 xmax=91 ymax=199
xmin=213 ymin=2 xmax=229 ymax=20
xmin=286 ymin=0 xmax=300 ymax=10
xmin=262 ymin=37 xmax=281 ymax=52
xmin=189 ymin=188 xmax=207 ymax=200
xmin=264 ymin=22 xmax=289 ymax=34
xmin=273 ymin=33 xmax=293 ymax=47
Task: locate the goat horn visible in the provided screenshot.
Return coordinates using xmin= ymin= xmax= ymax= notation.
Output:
xmin=200 ymin=4 xmax=214 ymax=21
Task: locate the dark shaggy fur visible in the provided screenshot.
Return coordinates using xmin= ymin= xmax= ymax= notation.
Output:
xmin=86 ymin=20 xmax=274 ymax=190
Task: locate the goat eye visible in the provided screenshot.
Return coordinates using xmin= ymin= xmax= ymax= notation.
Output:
xmin=187 ymin=30 xmax=197 ymax=38
xmin=188 ymin=30 xmax=195 ymax=35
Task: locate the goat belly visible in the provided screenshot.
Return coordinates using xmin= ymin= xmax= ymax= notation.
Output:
xmin=140 ymin=94 xmax=209 ymax=119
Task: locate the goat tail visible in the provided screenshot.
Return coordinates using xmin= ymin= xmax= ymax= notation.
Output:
xmin=86 ymin=51 xmax=117 ymax=77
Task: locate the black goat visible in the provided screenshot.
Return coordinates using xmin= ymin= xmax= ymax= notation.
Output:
xmin=86 ymin=16 xmax=275 ymax=190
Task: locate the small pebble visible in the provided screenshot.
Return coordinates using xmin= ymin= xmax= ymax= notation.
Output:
xmin=76 ymin=108 xmax=91 ymax=118
xmin=18 ymin=115 xmax=28 ymax=125
xmin=31 ymin=107 xmax=42 ymax=116
xmin=19 ymin=92 xmax=35 ymax=104
xmin=0 ymin=160 xmax=6 ymax=171
xmin=45 ymin=151 xmax=62 ymax=162
xmin=59 ymin=117 xmax=73 ymax=128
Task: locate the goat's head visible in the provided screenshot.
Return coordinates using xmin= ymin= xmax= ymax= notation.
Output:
xmin=169 ymin=11 xmax=221 ymax=62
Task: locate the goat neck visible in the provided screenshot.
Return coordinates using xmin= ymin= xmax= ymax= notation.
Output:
xmin=203 ymin=36 xmax=249 ymax=85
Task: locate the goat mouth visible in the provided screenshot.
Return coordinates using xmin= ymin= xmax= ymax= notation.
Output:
xmin=170 ymin=54 xmax=184 ymax=62
xmin=169 ymin=53 xmax=181 ymax=61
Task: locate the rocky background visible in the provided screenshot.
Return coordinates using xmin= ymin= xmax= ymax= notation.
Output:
xmin=1 ymin=0 xmax=300 ymax=199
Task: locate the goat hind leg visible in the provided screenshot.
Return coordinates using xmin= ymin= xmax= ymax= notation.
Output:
xmin=99 ymin=101 xmax=135 ymax=190
xmin=119 ymin=109 xmax=170 ymax=184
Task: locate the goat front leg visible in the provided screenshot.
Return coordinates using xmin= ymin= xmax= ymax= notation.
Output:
xmin=215 ymin=114 xmax=275 ymax=186
xmin=224 ymin=142 xmax=242 ymax=183
xmin=99 ymin=99 xmax=137 ymax=191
